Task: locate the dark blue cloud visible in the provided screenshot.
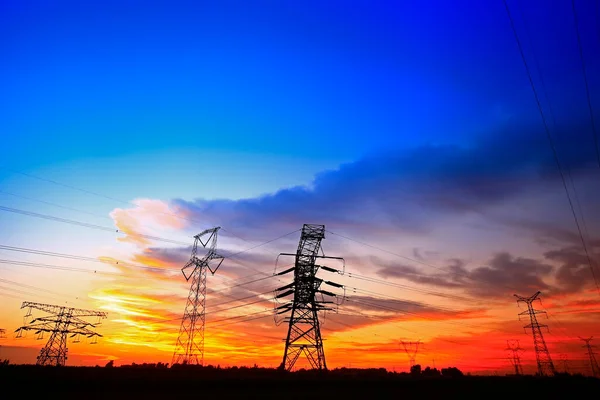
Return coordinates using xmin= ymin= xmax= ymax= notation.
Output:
xmin=171 ymin=116 xmax=600 ymax=238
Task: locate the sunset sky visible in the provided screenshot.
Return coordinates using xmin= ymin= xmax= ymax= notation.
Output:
xmin=1 ymin=0 xmax=600 ymax=375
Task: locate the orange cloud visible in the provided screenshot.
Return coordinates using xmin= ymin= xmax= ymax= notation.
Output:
xmin=109 ymin=199 xmax=188 ymax=246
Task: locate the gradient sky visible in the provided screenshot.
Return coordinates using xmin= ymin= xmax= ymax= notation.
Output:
xmin=1 ymin=0 xmax=600 ymax=375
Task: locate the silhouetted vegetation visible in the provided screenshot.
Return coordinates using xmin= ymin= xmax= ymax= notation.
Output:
xmin=1 ymin=364 xmax=598 ymax=399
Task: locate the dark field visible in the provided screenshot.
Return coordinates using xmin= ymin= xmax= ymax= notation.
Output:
xmin=1 ymin=365 xmax=598 ymax=399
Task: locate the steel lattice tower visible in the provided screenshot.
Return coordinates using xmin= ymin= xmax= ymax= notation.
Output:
xmin=15 ymin=302 xmax=107 ymax=366
xmin=506 ymin=339 xmax=524 ymax=375
xmin=514 ymin=291 xmax=556 ymax=376
xmin=275 ymin=224 xmax=344 ymax=371
xmin=401 ymin=340 xmax=421 ymax=369
xmin=172 ymin=227 xmax=224 ymax=366
xmin=580 ymin=337 xmax=600 ymax=377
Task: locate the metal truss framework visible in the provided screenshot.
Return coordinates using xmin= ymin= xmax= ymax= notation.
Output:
xmin=172 ymin=227 xmax=224 ymax=366
xmin=506 ymin=339 xmax=524 ymax=375
xmin=15 ymin=302 xmax=107 ymax=366
xmin=275 ymin=224 xmax=344 ymax=371
xmin=558 ymin=354 xmax=570 ymax=374
xmin=580 ymin=337 xmax=600 ymax=378
xmin=401 ymin=340 xmax=421 ymax=369
xmin=514 ymin=291 xmax=556 ymax=376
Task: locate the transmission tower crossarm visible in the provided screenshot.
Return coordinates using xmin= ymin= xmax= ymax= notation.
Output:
xmin=514 ymin=291 xmax=556 ymax=376
xmin=20 ymin=302 xmax=107 ymax=318
xmin=172 ymin=226 xmax=225 ymax=366
xmin=16 ymin=301 xmax=107 ymax=366
xmin=276 ymin=224 xmax=343 ymax=372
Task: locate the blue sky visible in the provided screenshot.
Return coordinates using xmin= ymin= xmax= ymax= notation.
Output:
xmin=1 ymin=0 xmax=599 ymax=262
xmin=3 ymin=0 xmax=598 ymax=178
xmin=1 ymin=0 xmax=600 ymax=370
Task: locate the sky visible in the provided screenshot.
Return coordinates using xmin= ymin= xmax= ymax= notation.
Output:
xmin=1 ymin=0 xmax=600 ymax=375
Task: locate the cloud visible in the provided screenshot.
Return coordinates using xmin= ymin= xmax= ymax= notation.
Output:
xmin=339 ymin=295 xmax=487 ymax=327
xmin=376 ymin=252 xmax=557 ymax=299
xmin=170 ymin=119 xmax=600 ymax=242
xmin=544 ymin=246 xmax=600 ymax=294
xmin=109 ymin=199 xmax=188 ymax=247
xmin=375 ymin=241 xmax=600 ymax=300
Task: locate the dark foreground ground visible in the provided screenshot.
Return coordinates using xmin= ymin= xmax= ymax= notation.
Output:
xmin=1 ymin=365 xmax=599 ymax=399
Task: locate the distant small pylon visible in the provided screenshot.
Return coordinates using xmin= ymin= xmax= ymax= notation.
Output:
xmin=559 ymin=354 xmax=570 ymax=374
xmin=506 ymin=339 xmax=523 ymax=375
xmin=580 ymin=337 xmax=600 ymax=378
xmin=401 ymin=340 xmax=421 ymax=369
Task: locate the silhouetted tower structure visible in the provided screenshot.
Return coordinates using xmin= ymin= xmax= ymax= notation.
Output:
xmin=558 ymin=354 xmax=570 ymax=374
xmin=506 ymin=339 xmax=524 ymax=375
xmin=401 ymin=340 xmax=421 ymax=369
xmin=15 ymin=302 xmax=107 ymax=366
xmin=172 ymin=227 xmax=224 ymax=366
xmin=0 ymin=328 xmax=6 ymax=361
xmin=580 ymin=337 xmax=599 ymax=377
xmin=275 ymin=224 xmax=344 ymax=371
xmin=514 ymin=291 xmax=556 ymax=376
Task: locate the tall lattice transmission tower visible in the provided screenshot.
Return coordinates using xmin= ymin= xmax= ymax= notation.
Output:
xmin=172 ymin=227 xmax=224 ymax=366
xmin=580 ymin=337 xmax=600 ymax=377
xmin=15 ymin=302 xmax=107 ymax=366
xmin=401 ymin=340 xmax=421 ymax=369
xmin=506 ymin=339 xmax=524 ymax=375
xmin=514 ymin=291 xmax=556 ymax=376
xmin=274 ymin=224 xmax=344 ymax=371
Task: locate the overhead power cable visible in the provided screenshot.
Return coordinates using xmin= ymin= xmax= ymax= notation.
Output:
xmin=571 ymin=0 xmax=600 ymax=168
xmin=502 ymin=0 xmax=600 ymax=295
xmin=327 ymin=230 xmax=519 ymax=294
xmin=0 ymin=205 xmax=190 ymax=246
xmin=515 ymin=2 xmax=593 ymax=252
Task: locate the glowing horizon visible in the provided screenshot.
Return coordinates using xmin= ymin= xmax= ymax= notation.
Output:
xmin=1 ymin=0 xmax=600 ymax=377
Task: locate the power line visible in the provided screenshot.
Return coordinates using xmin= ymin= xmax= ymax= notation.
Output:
xmin=344 ymin=295 xmax=516 ymax=338
xmin=0 ymin=245 xmax=280 ymax=293
xmin=0 ymin=205 xmax=190 ymax=246
xmin=0 ymin=201 xmax=300 ymax=281
xmin=502 ymin=0 xmax=600 ymax=295
xmin=327 ymin=230 xmax=519 ymax=294
xmin=344 ymin=270 xmax=482 ymax=304
xmin=2 ymin=168 xmax=299 ymax=261
xmin=2 ymin=168 xmax=255 ymax=243
xmin=515 ymin=2 xmax=593 ymax=253
xmin=0 ymin=258 xmax=120 ymax=276
xmin=0 ymin=244 xmax=177 ymax=273
xmin=572 ymin=0 xmax=600 ymax=169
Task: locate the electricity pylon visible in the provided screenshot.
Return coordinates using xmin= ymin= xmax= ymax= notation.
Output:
xmin=15 ymin=302 xmax=107 ymax=366
xmin=274 ymin=224 xmax=345 ymax=371
xmin=506 ymin=339 xmax=523 ymax=375
xmin=559 ymin=354 xmax=570 ymax=374
xmin=401 ymin=340 xmax=421 ymax=369
xmin=172 ymin=227 xmax=224 ymax=366
xmin=514 ymin=291 xmax=556 ymax=376
xmin=580 ymin=337 xmax=599 ymax=378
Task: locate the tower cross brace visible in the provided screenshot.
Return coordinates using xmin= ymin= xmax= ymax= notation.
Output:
xmin=15 ymin=302 xmax=107 ymax=366
xmin=401 ymin=340 xmax=421 ymax=369
xmin=580 ymin=336 xmax=600 ymax=378
xmin=506 ymin=339 xmax=523 ymax=375
xmin=514 ymin=291 xmax=556 ymax=376
xmin=275 ymin=224 xmax=344 ymax=372
xmin=172 ymin=227 xmax=224 ymax=366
